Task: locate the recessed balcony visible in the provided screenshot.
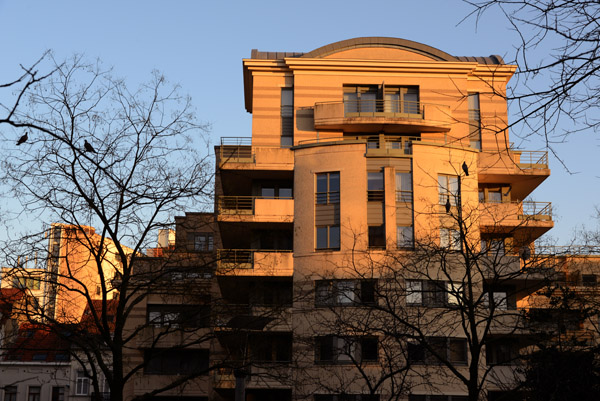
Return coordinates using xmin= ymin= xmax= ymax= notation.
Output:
xmin=296 ymin=134 xmax=420 ymax=157
xmin=216 ymin=249 xmax=293 ymax=276
xmin=478 ymin=150 xmax=550 ymax=200
xmin=216 ymin=196 xmax=294 ymax=223
xmin=313 ymin=100 xmax=452 ymax=133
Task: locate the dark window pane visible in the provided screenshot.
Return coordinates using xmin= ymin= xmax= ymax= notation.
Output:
xmin=316 ymin=227 xmax=328 ymax=249
xmin=329 ymin=226 xmax=340 ymax=249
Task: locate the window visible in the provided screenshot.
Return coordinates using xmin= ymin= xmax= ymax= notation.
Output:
xmin=14 ymin=276 xmax=41 ymax=290
xmin=261 ymin=185 xmax=293 ymax=199
xmin=76 ymin=371 xmax=90 ymax=395
xmin=481 ymin=238 xmax=506 ymax=256
xmin=316 ymin=225 xmax=340 ymax=250
xmin=397 ymin=226 xmax=414 ymax=248
xmin=4 ymin=386 xmax=17 ymax=401
xmin=367 ymin=172 xmax=384 ymax=201
xmin=147 ymin=304 xmax=210 ymax=328
xmin=315 ymin=280 xmax=376 ymax=306
xmin=281 ymin=88 xmax=293 ymax=147
xmin=468 ymin=93 xmax=481 ymax=150
xmin=486 ymin=339 xmax=520 ymax=365
xmin=408 ymin=338 xmax=467 ymax=364
xmin=483 ymin=285 xmax=517 ymax=310
xmin=396 ymin=172 xmax=412 ymax=202
xmin=438 ymin=175 xmax=459 ymax=206
xmin=344 ymin=85 xmax=377 ymax=113
xmin=249 ymin=333 xmax=292 ymax=362
xmin=187 ymin=233 xmax=213 ymax=252
xmin=440 ymin=228 xmax=461 ymax=251
xmin=384 ymin=86 xmax=419 ymax=114
xmin=406 ymin=280 xmax=461 ymax=307
xmin=368 ymin=225 xmax=385 ymax=248
xmin=51 ymin=387 xmax=65 ymax=401
xmin=316 ymin=336 xmax=378 ymax=363
xmin=144 ymin=349 xmax=209 ymax=375
xmin=316 ymin=172 xmax=340 ymax=204
xmin=315 ymin=395 xmax=379 ymax=401
xmin=583 ymin=274 xmax=597 ymax=287
xmin=27 ymin=387 xmax=40 ymax=401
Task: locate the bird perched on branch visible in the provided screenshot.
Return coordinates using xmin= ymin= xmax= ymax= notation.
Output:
xmin=16 ymin=132 xmax=28 ymax=146
xmin=462 ymin=161 xmax=469 ymax=176
xmin=84 ymin=139 xmax=96 ymax=153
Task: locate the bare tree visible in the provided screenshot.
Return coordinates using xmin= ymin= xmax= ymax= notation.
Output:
xmin=0 ymin=54 xmax=216 ymax=401
xmin=304 ymin=177 xmax=557 ymax=401
xmin=464 ymin=1 xmax=600 ymax=148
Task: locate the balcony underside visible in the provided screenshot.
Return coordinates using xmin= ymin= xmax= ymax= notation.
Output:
xmin=314 ymin=102 xmax=452 ymax=133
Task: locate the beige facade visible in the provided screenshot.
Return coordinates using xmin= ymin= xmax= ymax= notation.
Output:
xmin=126 ymin=37 xmax=577 ymax=401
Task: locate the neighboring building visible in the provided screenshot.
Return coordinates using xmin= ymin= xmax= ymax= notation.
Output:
xmin=1 ymin=223 xmax=129 ymax=323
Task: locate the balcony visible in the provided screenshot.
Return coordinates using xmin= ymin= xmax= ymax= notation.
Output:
xmin=212 ymin=363 xmax=292 ymax=389
xmin=213 ymin=304 xmax=292 ymax=331
xmin=314 ymin=100 xmax=452 ymax=133
xmin=135 ymin=326 xmax=210 ymax=348
xmin=479 ymin=201 xmax=553 ymax=240
xmin=478 ymin=150 xmax=550 ymax=200
xmin=296 ymin=135 xmax=420 ymax=157
xmin=216 ymin=196 xmax=294 ymax=223
xmin=217 ymin=137 xmax=293 ymax=170
xmin=216 ymin=250 xmax=293 ymax=276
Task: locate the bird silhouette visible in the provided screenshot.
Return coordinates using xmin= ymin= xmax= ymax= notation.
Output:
xmin=462 ymin=161 xmax=469 ymax=176
xmin=84 ymin=140 xmax=96 ymax=153
xmin=16 ymin=132 xmax=28 ymax=146
xmin=445 ymin=196 xmax=451 ymax=213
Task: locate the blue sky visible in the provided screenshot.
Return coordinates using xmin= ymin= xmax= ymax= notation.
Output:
xmin=0 ymin=0 xmax=598 ymax=244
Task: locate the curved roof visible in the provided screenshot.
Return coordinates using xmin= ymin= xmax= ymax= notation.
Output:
xmin=250 ymin=37 xmax=505 ymax=65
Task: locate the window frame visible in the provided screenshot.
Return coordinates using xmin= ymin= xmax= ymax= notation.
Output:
xmin=316 ymin=225 xmax=341 ymax=250
xmin=438 ymin=175 xmax=459 ymax=206
xmin=315 ymin=279 xmax=376 ymax=307
xmin=316 ymin=335 xmax=378 ymax=364
xmin=76 ymin=371 xmax=90 ymax=396
xmin=440 ymin=228 xmax=461 ymax=251
xmin=316 ymin=172 xmax=340 ymax=205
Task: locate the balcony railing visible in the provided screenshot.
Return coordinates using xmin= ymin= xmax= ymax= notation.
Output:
xmin=217 ymin=249 xmax=293 ymax=274
xmin=342 ymin=99 xmax=422 ymax=116
xmin=535 ymin=245 xmax=600 ymax=256
xmin=297 ymin=135 xmax=420 ymax=155
xmin=521 ymin=201 xmax=552 ymax=220
xmin=217 ymin=196 xmax=293 ymax=214
xmin=514 ymin=150 xmax=548 ymax=169
xmin=219 ymin=137 xmax=253 ymax=163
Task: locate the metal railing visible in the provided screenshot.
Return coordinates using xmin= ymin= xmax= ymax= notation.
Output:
xmin=217 ymin=249 xmax=293 ymax=270
xmin=297 ymin=135 xmax=420 ymax=155
xmin=521 ymin=201 xmax=552 ymax=219
xmin=341 ymin=99 xmax=422 ymax=116
xmin=515 ymin=150 xmax=548 ymax=168
xmin=219 ymin=137 xmax=253 ymax=163
xmin=535 ymin=245 xmax=600 ymax=256
xmin=217 ymin=195 xmax=293 ymax=214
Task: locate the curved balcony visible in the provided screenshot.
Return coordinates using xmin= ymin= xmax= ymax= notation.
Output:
xmin=217 ymin=196 xmax=294 ymax=223
xmin=314 ymin=100 xmax=452 ymax=133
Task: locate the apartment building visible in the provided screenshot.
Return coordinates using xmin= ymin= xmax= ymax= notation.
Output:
xmin=216 ymin=37 xmax=554 ymax=400
xmin=126 ymin=37 xmax=564 ymax=401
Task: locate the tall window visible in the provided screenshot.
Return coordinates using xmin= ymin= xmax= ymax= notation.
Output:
xmin=51 ymin=387 xmax=65 ymax=401
xmin=438 ymin=175 xmax=459 ymax=206
xmin=344 ymin=85 xmax=377 ymax=113
xmin=76 ymin=371 xmax=90 ymax=395
xmin=406 ymin=280 xmax=462 ymax=307
xmin=440 ymin=228 xmax=461 ymax=251
xmin=4 ymin=387 xmax=17 ymax=401
xmin=396 ymin=172 xmax=412 ymax=203
xmin=27 ymin=387 xmax=40 ymax=401
xmin=316 ymin=226 xmax=340 ymax=250
xmin=367 ymin=172 xmax=384 ymax=201
xmin=397 ymin=226 xmax=414 ymax=249
xmin=384 ymin=86 xmax=419 ymax=114
xmin=468 ymin=93 xmax=481 ymax=149
xmin=281 ymin=88 xmax=293 ymax=147
xmin=316 ymin=172 xmax=340 ymax=204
